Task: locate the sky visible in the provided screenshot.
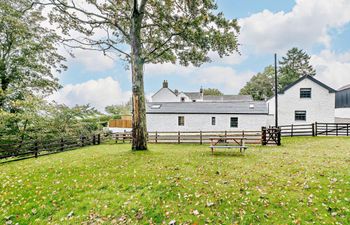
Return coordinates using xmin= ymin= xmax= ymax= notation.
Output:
xmin=49 ymin=0 xmax=350 ymax=111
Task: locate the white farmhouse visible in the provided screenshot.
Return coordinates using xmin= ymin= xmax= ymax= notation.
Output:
xmin=151 ymin=80 xmax=252 ymax=103
xmin=335 ymin=85 xmax=350 ymax=123
xmin=146 ymin=101 xmax=269 ymax=132
xmin=267 ymin=75 xmax=336 ymax=125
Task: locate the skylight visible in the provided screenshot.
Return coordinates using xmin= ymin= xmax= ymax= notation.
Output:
xmin=249 ymin=104 xmax=255 ymax=109
xmin=151 ymin=104 xmax=161 ymax=109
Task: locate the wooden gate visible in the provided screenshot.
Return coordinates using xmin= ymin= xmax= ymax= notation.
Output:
xmin=262 ymin=127 xmax=281 ymax=146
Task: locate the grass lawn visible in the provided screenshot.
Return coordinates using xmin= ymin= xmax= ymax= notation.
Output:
xmin=1 ymin=137 xmax=350 ymax=224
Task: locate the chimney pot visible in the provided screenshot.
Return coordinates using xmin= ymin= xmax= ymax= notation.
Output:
xmin=162 ymin=80 xmax=168 ymax=88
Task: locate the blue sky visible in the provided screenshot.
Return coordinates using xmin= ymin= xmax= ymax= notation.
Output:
xmin=51 ymin=0 xmax=350 ymax=111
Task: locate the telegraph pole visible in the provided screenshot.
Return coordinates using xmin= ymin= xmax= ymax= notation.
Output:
xmin=274 ymin=53 xmax=278 ymax=128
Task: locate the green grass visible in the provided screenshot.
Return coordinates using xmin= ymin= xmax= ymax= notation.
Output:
xmin=1 ymin=137 xmax=350 ymax=224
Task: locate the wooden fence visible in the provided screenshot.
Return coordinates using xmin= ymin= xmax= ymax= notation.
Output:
xmin=0 ymin=134 xmax=104 ymax=160
xmin=109 ymin=119 xmax=132 ymax=128
xmin=279 ymin=122 xmax=350 ymax=137
xmin=113 ymin=130 xmax=263 ymax=145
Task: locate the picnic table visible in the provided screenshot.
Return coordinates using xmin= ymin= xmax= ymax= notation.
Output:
xmin=209 ymin=137 xmax=247 ymax=154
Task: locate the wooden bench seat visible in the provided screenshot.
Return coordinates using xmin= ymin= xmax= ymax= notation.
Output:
xmin=209 ymin=137 xmax=248 ymax=154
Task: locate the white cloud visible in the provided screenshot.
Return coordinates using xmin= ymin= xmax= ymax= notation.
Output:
xmin=311 ymin=50 xmax=350 ymax=89
xmin=239 ymin=0 xmax=350 ymax=54
xmin=48 ymin=77 xmax=131 ymax=111
xmin=192 ymin=66 xmax=255 ymax=94
xmin=145 ymin=63 xmax=196 ymax=76
xmin=70 ymin=49 xmax=115 ymax=72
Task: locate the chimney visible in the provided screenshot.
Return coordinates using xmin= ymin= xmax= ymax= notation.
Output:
xmin=174 ymin=89 xmax=179 ymax=95
xmin=162 ymin=80 xmax=168 ymax=88
xmin=200 ymin=86 xmax=203 ymax=94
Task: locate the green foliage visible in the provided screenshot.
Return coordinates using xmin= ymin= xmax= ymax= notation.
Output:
xmin=105 ymin=101 xmax=132 ymax=117
xmin=203 ymin=88 xmax=223 ymax=96
xmin=278 ymin=47 xmax=316 ymax=90
xmin=240 ymin=66 xmax=275 ymax=100
xmin=0 ymin=97 xmax=106 ymax=143
xmin=0 ymin=0 xmax=66 ymax=110
xmin=1 ymin=137 xmax=349 ymax=224
xmin=48 ymin=0 xmax=240 ymax=67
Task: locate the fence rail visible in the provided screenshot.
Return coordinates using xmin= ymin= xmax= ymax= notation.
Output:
xmin=113 ymin=130 xmax=263 ymax=145
xmin=0 ymin=134 xmax=104 ymax=160
xmin=279 ymin=122 xmax=350 ymax=137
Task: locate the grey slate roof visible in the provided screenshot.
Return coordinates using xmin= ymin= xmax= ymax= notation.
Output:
xmin=183 ymin=92 xmax=202 ymax=99
xmin=338 ymin=84 xmax=350 ymax=91
xmin=280 ymin=75 xmax=336 ymax=94
xmin=147 ymin=101 xmax=268 ymax=114
xmin=203 ymin=95 xmax=253 ymax=102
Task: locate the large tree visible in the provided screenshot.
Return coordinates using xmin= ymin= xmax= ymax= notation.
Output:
xmin=203 ymin=88 xmax=223 ymax=96
xmin=47 ymin=0 xmax=240 ymax=150
xmin=278 ymin=47 xmax=316 ymax=90
xmin=0 ymin=0 xmax=66 ymax=111
xmin=239 ymin=66 xmax=274 ymax=101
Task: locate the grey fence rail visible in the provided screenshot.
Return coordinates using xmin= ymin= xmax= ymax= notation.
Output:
xmin=279 ymin=122 xmax=350 ymax=137
xmin=113 ymin=130 xmax=263 ymax=145
xmin=0 ymin=134 xmax=105 ymax=161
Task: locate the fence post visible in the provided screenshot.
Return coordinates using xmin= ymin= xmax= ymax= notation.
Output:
xmin=347 ymin=124 xmax=349 ymax=136
xmin=242 ymin=130 xmax=245 ymax=139
xmin=92 ymin=135 xmax=96 ymax=145
xmin=315 ymin=122 xmax=318 ymax=136
xmin=178 ymin=131 xmax=180 ymax=144
xmin=336 ymin=124 xmax=338 ymax=136
xmin=81 ymin=136 xmax=85 ymax=147
xmin=155 ymin=131 xmax=158 ymax=144
xmin=291 ymin=124 xmax=294 ymax=137
xmin=277 ymin=127 xmax=281 ymax=146
xmin=34 ymin=141 xmax=39 ymax=158
xmin=123 ymin=130 xmax=126 ymax=143
xmin=60 ymin=138 xmax=64 ymax=151
xmin=200 ymin=131 xmax=202 ymax=145
xmin=261 ymin=127 xmax=266 ymax=146
xmin=97 ymin=134 xmax=101 ymax=145
xmin=312 ymin=123 xmax=315 ymax=137
xmin=326 ymin=124 xmax=328 ymax=136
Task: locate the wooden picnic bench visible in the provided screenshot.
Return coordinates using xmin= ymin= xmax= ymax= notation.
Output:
xmin=209 ymin=137 xmax=247 ymax=154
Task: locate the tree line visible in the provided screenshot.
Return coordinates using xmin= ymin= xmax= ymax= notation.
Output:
xmin=240 ymin=47 xmax=316 ymax=100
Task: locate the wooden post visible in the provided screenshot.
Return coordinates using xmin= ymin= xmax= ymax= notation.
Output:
xmin=291 ymin=124 xmax=294 ymax=137
xmin=97 ymin=134 xmax=101 ymax=145
xmin=242 ymin=130 xmax=245 ymax=139
xmin=311 ymin=123 xmax=315 ymax=137
xmin=200 ymin=131 xmax=202 ymax=145
xmin=277 ymin=128 xmax=281 ymax=146
xmin=123 ymin=131 xmax=126 ymax=143
xmin=315 ymin=122 xmax=318 ymax=136
xmin=261 ymin=127 xmax=266 ymax=146
xmin=34 ymin=141 xmax=39 ymax=158
xmin=326 ymin=124 xmax=328 ymax=136
xmin=81 ymin=136 xmax=85 ymax=147
xmin=347 ymin=124 xmax=349 ymax=136
xmin=178 ymin=131 xmax=180 ymax=144
xmin=155 ymin=131 xmax=158 ymax=144
xmin=336 ymin=124 xmax=338 ymax=136
xmin=92 ymin=135 xmax=96 ymax=145
xmin=60 ymin=138 xmax=64 ymax=151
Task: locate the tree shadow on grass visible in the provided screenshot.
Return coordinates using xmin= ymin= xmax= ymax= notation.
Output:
xmin=209 ymin=151 xmax=247 ymax=158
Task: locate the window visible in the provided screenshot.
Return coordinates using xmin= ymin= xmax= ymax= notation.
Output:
xmin=249 ymin=103 xmax=255 ymax=109
xmin=192 ymin=100 xmax=196 ymax=102
xmin=211 ymin=117 xmax=216 ymax=126
xmin=295 ymin=111 xmax=306 ymax=121
xmin=230 ymin=117 xmax=238 ymax=128
xmin=300 ymin=88 xmax=311 ymax=98
xmin=178 ymin=116 xmax=185 ymax=126
xmin=181 ymin=97 xmax=185 ymax=102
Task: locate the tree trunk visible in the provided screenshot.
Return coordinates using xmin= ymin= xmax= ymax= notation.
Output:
xmin=130 ymin=10 xmax=148 ymax=151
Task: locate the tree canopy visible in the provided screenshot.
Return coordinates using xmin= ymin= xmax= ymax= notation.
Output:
xmin=47 ymin=0 xmax=240 ymax=150
xmin=0 ymin=0 xmax=66 ymax=111
xmin=203 ymin=88 xmax=223 ymax=96
xmin=278 ymin=47 xmax=316 ymax=90
xmin=239 ymin=66 xmax=274 ymax=101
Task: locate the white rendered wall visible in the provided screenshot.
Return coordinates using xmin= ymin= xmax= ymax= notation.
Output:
xmin=335 ymin=108 xmax=350 ymax=120
xmin=146 ymin=114 xmax=268 ymax=132
xmin=151 ymin=88 xmax=178 ymax=102
xmin=267 ymin=78 xmax=335 ymax=125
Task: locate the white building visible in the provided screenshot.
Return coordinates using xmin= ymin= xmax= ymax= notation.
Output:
xmin=146 ymin=101 xmax=269 ymax=132
xmin=335 ymin=85 xmax=350 ymax=123
xmin=267 ymin=75 xmax=336 ymax=125
xmin=151 ymin=80 xmax=252 ymax=103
